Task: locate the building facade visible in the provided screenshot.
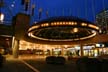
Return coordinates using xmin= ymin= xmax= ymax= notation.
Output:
xmin=96 ymin=9 xmax=108 ymax=34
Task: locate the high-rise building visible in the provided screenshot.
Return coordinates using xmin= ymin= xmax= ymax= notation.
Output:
xmin=96 ymin=9 xmax=108 ymax=34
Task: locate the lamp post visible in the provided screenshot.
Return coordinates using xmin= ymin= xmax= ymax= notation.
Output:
xmin=0 ymin=13 xmax=4 ymax=22
xmin=0 ymin=0 xmax=4 ymax=21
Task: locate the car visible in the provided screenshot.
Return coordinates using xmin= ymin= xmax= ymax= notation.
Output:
xmin=55 ymin=56 xmax=66 ymax=64
xmin=46 ymin=56 xmax=56 ymax=64
xmin=76 ymin=57 xmax=102 ymax=72
xmin=46 ymin=56 xmax=66 ymax=64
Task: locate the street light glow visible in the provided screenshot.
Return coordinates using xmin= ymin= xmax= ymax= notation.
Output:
xmin=0 ymin=13 xmax=4 ymax=22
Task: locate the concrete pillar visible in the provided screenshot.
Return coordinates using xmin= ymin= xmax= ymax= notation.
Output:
xmin=80 ymin=44 xmax=84 ymax=56
xmin=61 ymin=48 xmax=64 ymax=56
xmin=12 ymin=38 xmax=19 ymax=58
xmin=50 ymin=49 xmax=53 ymax=56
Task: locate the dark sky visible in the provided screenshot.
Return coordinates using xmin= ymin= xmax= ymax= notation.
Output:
xmin=1 ymin=0 xmax=108 ymax=24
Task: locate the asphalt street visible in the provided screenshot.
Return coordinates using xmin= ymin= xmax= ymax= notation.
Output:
xmin=0 ymin=56 xmax=78 ymax=72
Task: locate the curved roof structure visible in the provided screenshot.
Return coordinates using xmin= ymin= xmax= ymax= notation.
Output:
xmin=28 ymin=16 xmax=99 ymax=42
xmin=36 ymin=16 xmax=93 ymax=24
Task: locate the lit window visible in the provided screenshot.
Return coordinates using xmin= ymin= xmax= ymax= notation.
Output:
xmin=57 ymin=22 xmax=59 ymax=25
xmin=51 ymin=22 xmax=54 ymax=25
xmin=74 ymin=22 xmax=77 ymax=25
xmin=60 ymin=22 xmax=62 ymax=25
xmin=71 ymin=22 xmax=74 ymax=25
xmin=54 ymin=22 xmax=56 ymax=25
xmin=69 ymin=22 xmax=72 ymax=25
xmin=81 ymin=23 xmax=87 ymax=26
xmin=66 ymin=22 xmax=68 ymax=25
xmin=63 ymin=22 xmax=65 ymax=25
xmin=73 ymin=28 xmax=78 ymax=33
xmin=44 ymin=23 xmax=49 ymax=26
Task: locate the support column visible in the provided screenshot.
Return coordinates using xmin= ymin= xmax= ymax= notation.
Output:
xmin=50 ymin=49 xmax=53 ymax=56
xmin=12 ymin=38 xmax=19 ymax=58
xmin=61 ymin=48 xmax=64 ymax=56
xmin=80 ymin=44 xmax=84 ymax=56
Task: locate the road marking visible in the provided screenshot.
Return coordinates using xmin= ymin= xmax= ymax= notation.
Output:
xmin=20 ymin=60 xmax=40 ymax=72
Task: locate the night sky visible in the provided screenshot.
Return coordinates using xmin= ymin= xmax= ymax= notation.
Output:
xmin=1 ymin=0 xmax=108 ymax=25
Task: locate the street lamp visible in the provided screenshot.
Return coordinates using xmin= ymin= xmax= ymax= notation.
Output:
xmin=0 ymin=13 xmax=4 ymax=22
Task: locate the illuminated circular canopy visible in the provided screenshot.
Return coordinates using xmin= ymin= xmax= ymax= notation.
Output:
xmin=28 ymin=16 xmax=99 ymax=41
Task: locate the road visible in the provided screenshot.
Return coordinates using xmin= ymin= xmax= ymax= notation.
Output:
xmin=0 ymin=55 xmax=78 ymax=72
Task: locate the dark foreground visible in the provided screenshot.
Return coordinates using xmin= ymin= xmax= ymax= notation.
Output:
xmin=0 ymin=57 xmax=78 ymax=72
xmin=1 ymin=55 xmax=108 ymax=72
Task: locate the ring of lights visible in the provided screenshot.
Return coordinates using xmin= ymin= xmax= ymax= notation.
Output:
xmin=28 ymin=16 xmax=99 ymax=41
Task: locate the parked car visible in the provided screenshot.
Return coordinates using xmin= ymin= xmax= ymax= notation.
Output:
xmin=98 ymin=54 xmax=108 ymax=59
xmin=101 ymin=59 xmax=108 ymax=72
xmin=76 ymin=57 xmax=102 ymax=72
xmin=46 ymin=56 xmax=66 ymax=64
xmin=55 ymin=56 xmax=66 ymax=64
xmin=46 ymin=56 xmax=56 ymax=64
